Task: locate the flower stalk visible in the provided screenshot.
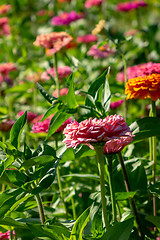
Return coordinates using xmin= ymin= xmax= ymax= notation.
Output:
xmin=105 ymin=154 xmax=117 ymax=224
xmin=149 ymin=100 xmax=157 ymax=216
xmin=118 ymin=152 xmax=144 ymax=240
xmin=94 ymin=144 xmax=109 ymax=231
xmin=35 ymin=193 xmax=45 ymax=224
xmin=53 ymin=53 xmax=60 ymax=98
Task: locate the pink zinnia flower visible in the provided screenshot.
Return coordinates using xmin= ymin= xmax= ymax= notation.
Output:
xmin=31 ymin=116 xmax=72 ymax=134
xmin=116 ymin=0 xmax=147 ymax=12
xmin=63 ymin=115 xmax=133 ymax=150
xmin=17 ymin=111 xmax=38 ymax=122
xmin=51 ymin=11 xmax=84 ymax=26
xmin=85 ymin=0 xmax=104 ymax=8
xmin=52 ymin=88 xmax=69 ymax=98
xmin=125 ymin=29 xmax=139 ymax=36
xmin=0 ymin=230 xmax=15 ymax=239
xmin=0 ymin=63 xmax=17 ymax=75
xmin=117 ymin=62 xmax=160 ymax=82
xmin=0 ymin=4 xmax=11 ymax=14
xmin=41 ymin=66 xmax=72 ymax=81
xmin=104 ymin=134 xmax=133 ymax=154
xmin=77 ymin=34 xmax=98 ymax=44
xmin=0 ymin=120 xmax=15 ymax=132
xmin=87 ymin=44 xmax=115 ymax=59
xmin=37 ymin=9 xmax=54 ymax=17
xmin=33 ymin=32 xmax=73 ymax=53
xmin=110 ymin=100 xmax=124 ymax=109
xmin=0 ymin=17 xmax=10 ymax=36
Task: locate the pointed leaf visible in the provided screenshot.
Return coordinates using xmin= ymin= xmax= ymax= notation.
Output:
xmin=9 ymin=111 xmax=27 ymax=149
xmin=100 ymin=218 xmax=134 ymax=240
xmin=67 ymin=74 xmax=78 ymax=109
xmin=36 ymin=82 xmax=57 ymax=104
xmin=70 ymin=207 xmax=91 ymax=240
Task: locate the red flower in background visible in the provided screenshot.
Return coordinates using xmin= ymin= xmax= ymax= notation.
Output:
xmin=85 ymin=0 xmax=104 ymax=8
xmin=0 ymin=4 xmax=11 ymax=14
xmin=52 ymin=88 xmax=69 ymax=98
xmin=116 ymin=0 xmax=147 ymax=12
xmin=41 ymin=66 xmax=72 ymax=81
xmin=0 ymin=17 xmax=10 ymax=36
xmin=51 ymin=11 xmax=84 ymax=26
xmin=77 ymin=34 xmax=98 ymax=44
xmin=0 ymin=120 xmax=15 ymax=132
xmin=17 ymin=111 xmax=38 ymax=123
xmin=87 ymin=44 xmax=115 ymax=59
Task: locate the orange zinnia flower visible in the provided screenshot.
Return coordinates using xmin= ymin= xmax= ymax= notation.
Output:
xmin=125 ymin=73 xmax=160 ymax=101
xmin=33 ymin=32 xmax=73 ymax=53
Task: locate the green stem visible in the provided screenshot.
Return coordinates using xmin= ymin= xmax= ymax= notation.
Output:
xmin=117 ymin=152 xmax=144 ymax=240
xmin=35 ymin=193 xmax=45 ymax=224
xmin=106 ymin=155 xmax=117 ymax=224
xmin=71 ymin=196 xmax=76 ymax=220
xmin=94 ymin=145 xmax=109 ymax=231
xmin=57 ymin=166 xmax=68 ymax=219
xmin=53 ymin=53 xmax=60 ymax=98
xmin=150 ymin=101 xmax=157 ymax=216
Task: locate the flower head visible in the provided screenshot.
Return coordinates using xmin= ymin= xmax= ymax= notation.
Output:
xmin=0 ymin=17 xmax=10 ymax=36
xmin=31 ymin=116 xmax=72 ymax=134
xmin=0 ymin=230 xmax=15 ymax=239
xmin=63 ymin=115 xmax=133 ymax=150
xmin=52 ymin=88 xmax=69 ymax=98
xmin=125 ymin=74 xmax=160 ymax=101
xmin=17 ymin=111 xmax=38 ymax=122
xmin=77 ymin=34 xmax=98 ymax=44
xmin=116 ymin=0 xmax=147 ymax=12
xmin=33 ymin=32 xmax=73 ymax=53
xmin=85 ymin=0 xmax=104 ymax=8
xmin=41 ymin=66 xmax=72 ymax=81
xmin=0 ymin=120 xmax=15 ymax=132
xmin=104 ymin=133 xmax=133 ymax=154
xmin=0 ymin=4 xmax=11 ymax=14
xmin=87 ymin=44 xmax=114 ymax=59
xmin=51 ymin=11 xmax=84 ymax=26
xmin=0 ymin=63 xmax=17 ymax=75
xmin=110 ymin=100 xmax=124 ymax=109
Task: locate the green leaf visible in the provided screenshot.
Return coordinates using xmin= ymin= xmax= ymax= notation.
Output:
xmin=145 ymin=215 xmax=160 ymax=228
xmin=102 ymin=66 xmax=111 ymax=113
xmin=70 ymin=207 xmax=91 ymax=240
xmin=0 ymin=156 xmax=14 ymax=177
xmin=9 ymin=111 xmax=27 ymax=149
xmin=130 ymin=117 xmax=160 ymax=143
xmin=36 ymin=82 xmax=57 ymax=104
xmin=67 ymin=74 xmax=78 ymax=109
xmin=0 ymin=188 xmax=26 ymax=218
xmin=75 ymin=145 xmax=95 ymax=158
xmin=6 ymin=169 xmax=28 ymax=187
xmin=40 ymin=105 xmax=60 ymax=121
xmin=27 ymin=223 xmax=70 ymax=240
xmin=32 ymin=143 xmax=57 ymax=158
xmin=59 ymin=147 xmax=75 ymax=163
xmin=63 ymin=174 xmax=100 ymax=182
xmin=39 ymin=161 xmax=58 ymax=189
xmin=100 ymin=218 xmax=134 ymax=240
xmin=115 ymin=192 xmax=136 ymax=201
xmin=20 ymin=155 xmax=56 ymax=170
xmin=46 ymin=111 xmax=71 ymax=139
xmin=0 ymin=217 xmax=26 ymax=228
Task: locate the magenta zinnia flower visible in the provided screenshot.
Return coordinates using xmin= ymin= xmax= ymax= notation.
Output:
xmin=110 ymin=100 xmax=124 ymax=109
xmin=0 ymin=120 xmax=15 ymax=132
xmin=116 ymin=0 xmax=147 ymax=12
xmin=17 ymin=111 xmax=38 ymax=122
xmin=63 ymin=115 xmax=133 ymax=150
xmin=0 ymin=63 xmax=17 ymax=75
xmin=85 ymin=0 xmax=104 ymax=8
xmin=77 ymin=34 xmax=98 ymax=44
xmin=0 ymin=230 xmax=15 ymax=239
xmin=87 ymin=44 xmax=115 ymax=59
xmin=51 ymin=11 xmax=84 ymax=26
xmin=41 ymin=66 xmax=72 ymax=81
